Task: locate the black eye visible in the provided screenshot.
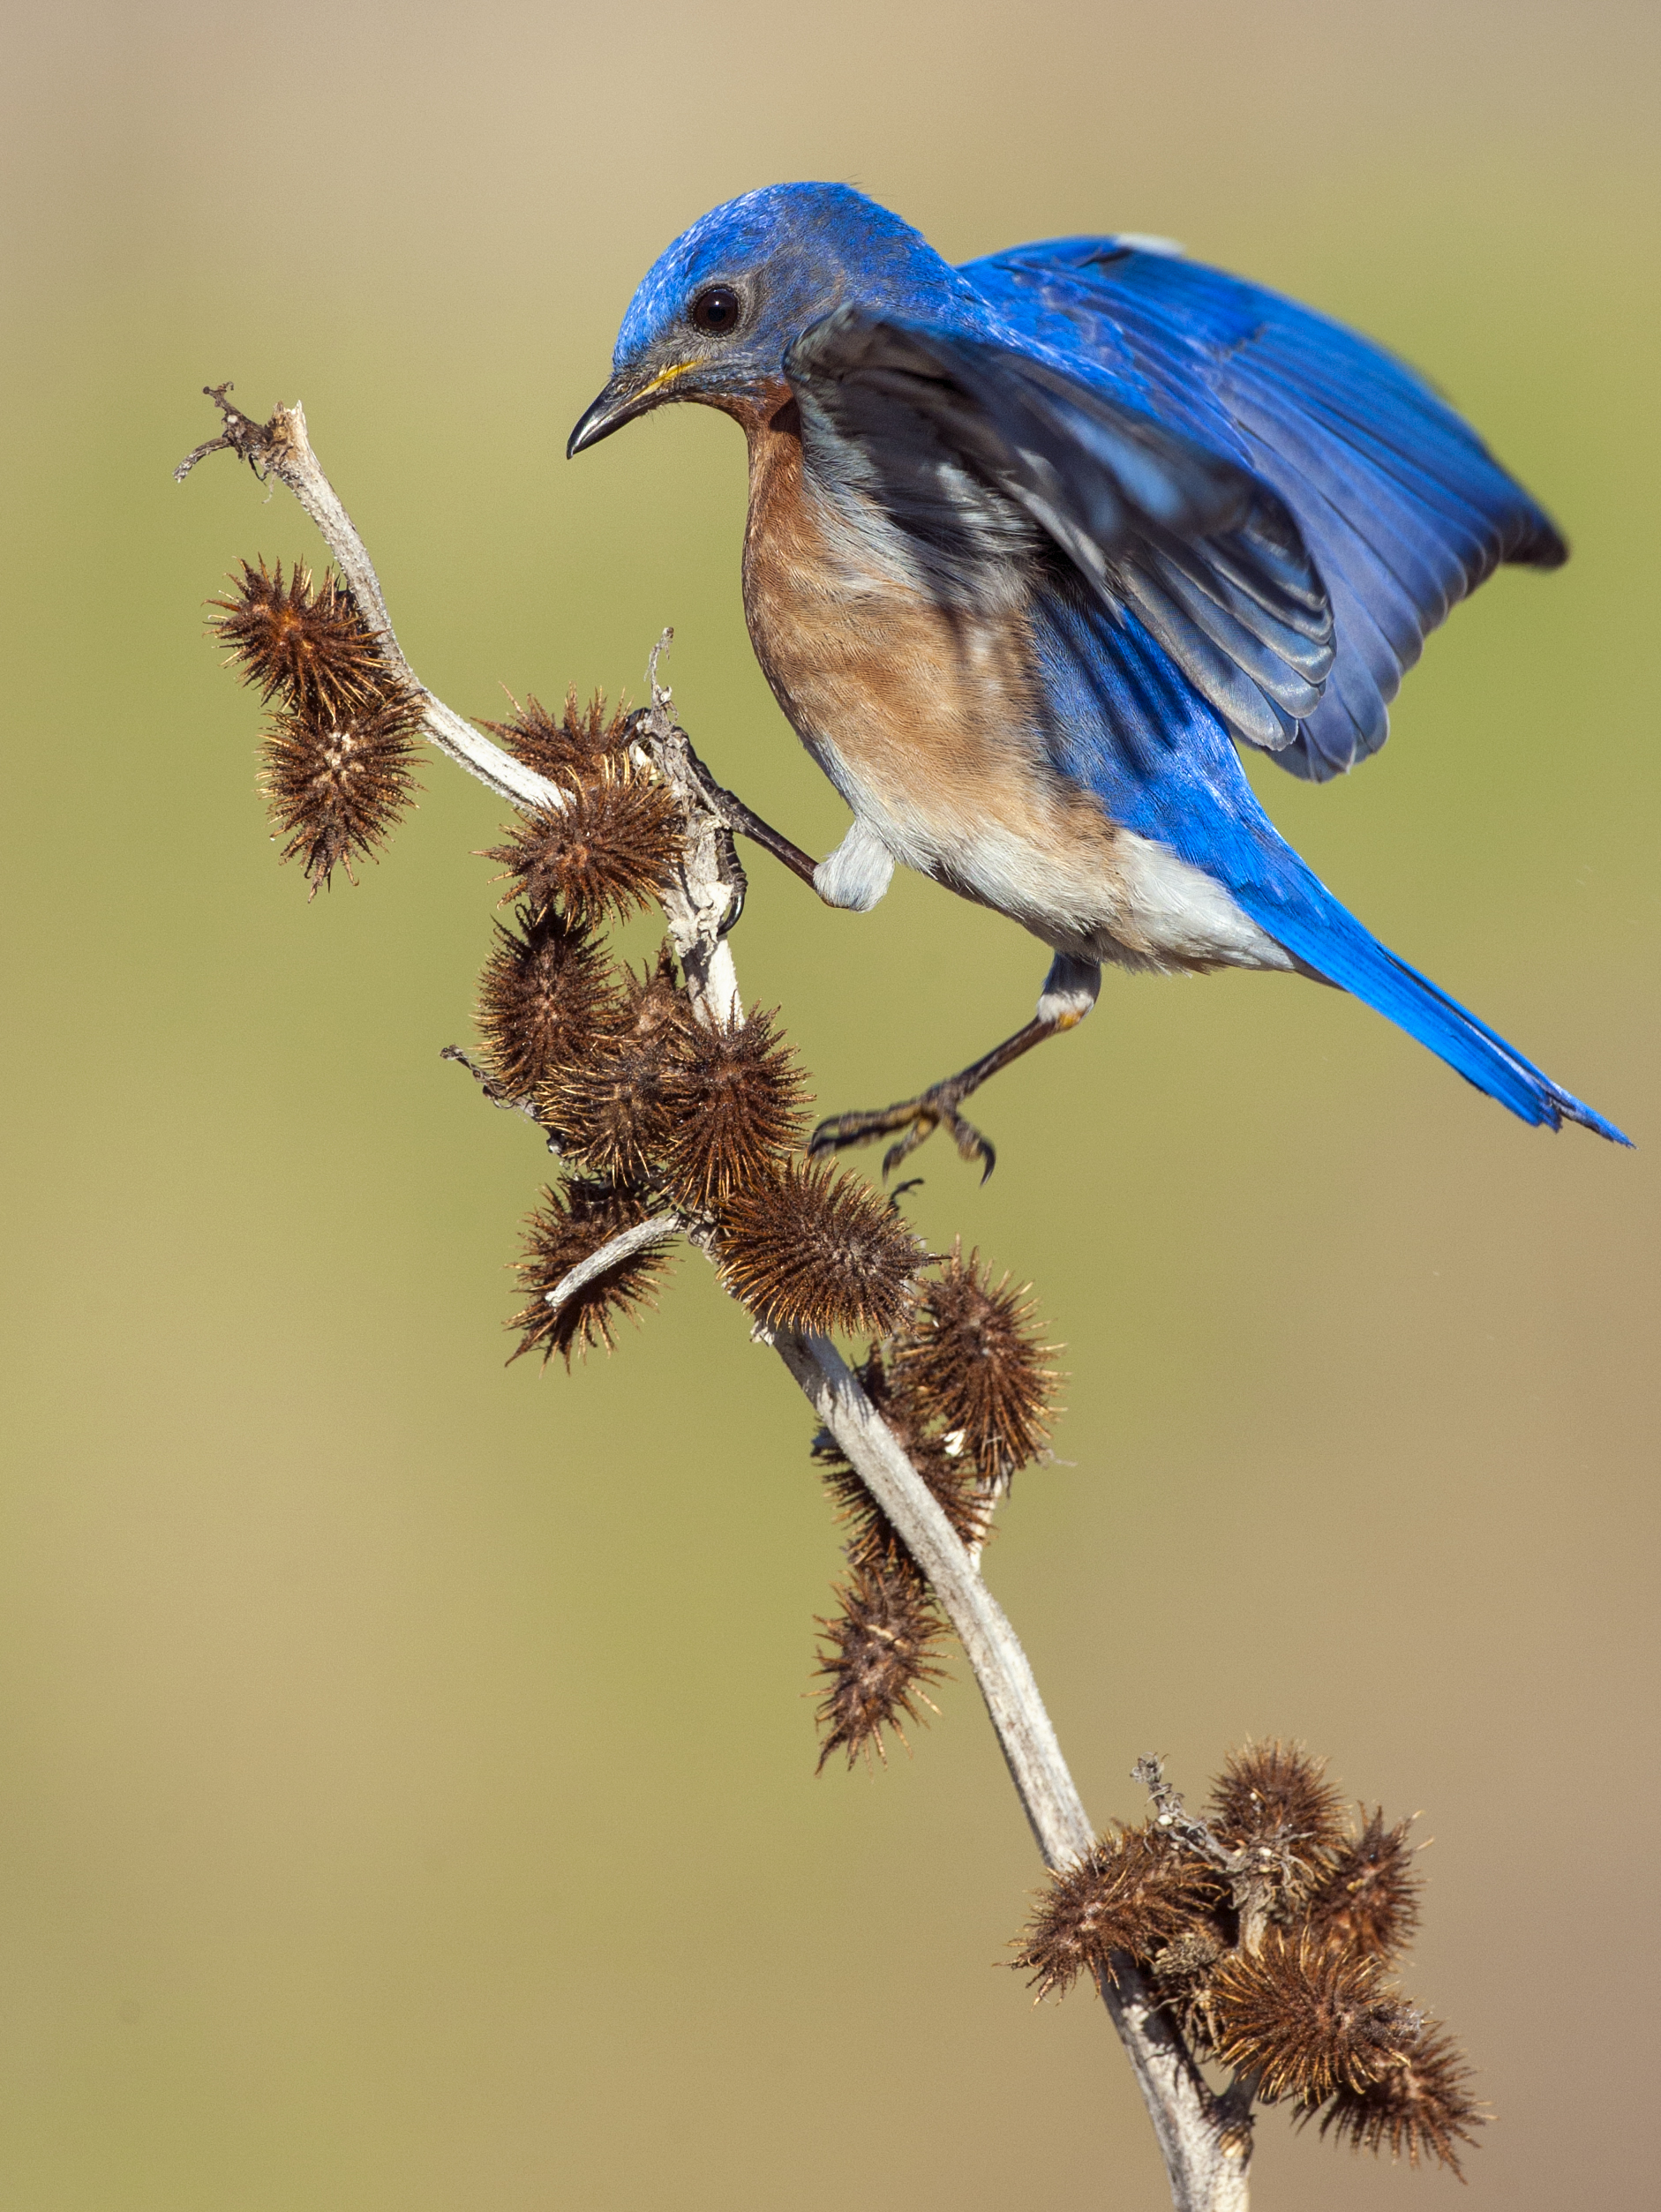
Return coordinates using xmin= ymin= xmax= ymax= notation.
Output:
xmin=689 ymin=284 xmax=742 ymax=335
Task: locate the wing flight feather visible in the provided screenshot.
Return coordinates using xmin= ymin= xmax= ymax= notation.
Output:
xmin=960 ymin=238 xmax=1567 ymax=778
xmin=785 ymin=305 xmax=1335 ymax=754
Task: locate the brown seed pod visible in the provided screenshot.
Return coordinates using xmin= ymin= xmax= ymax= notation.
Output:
xmin=1304 ymin=2019 xmax=1483 ymax=2174
xmin=475 ymin=906 xmax=617 ymax=1100
xmin=1304 ymin=1809 xmax=1423 ymax=1964
xmin=1149 ymin=1925 xmax=1229 ymax=2051
xmin=717 ymin=1161 xmax=925 ymax=1338
xmin=889 ymin=1240 xmax=1059 ymax=1483
xmin=814 ymin=1350 xmax=995 ymax=1570
xmin=539 ymin=956 xmax=691 ymax=1179
xmin=657 ymin=1005 xmax=809 ymax=1212
xmin=507 ymin=1178 xmax=671 ymax=1368
xmin=481 ymin=687 xmax=634 ymax=783
xmin=1011 ymin=1826 xmax=1218 ymax=2000
xmin=211 ymin=558 xmax=388 ymax=717
xmin=1208 ymin=1740 xmax=1349 ymax=1897
xmin=261 ymin=694 xmax=424 ymax=895
xmin=812 ymin=1558 xmax=950 ymax=1771
xmin=483 ymin=761 xmax=682 ymax=931
xmin=1213 ymin=1932 xmax=1422 ymax=2103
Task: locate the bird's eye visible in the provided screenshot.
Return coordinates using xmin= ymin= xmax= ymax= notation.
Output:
xmin=689 ymin=284 xmax=742 ymax=335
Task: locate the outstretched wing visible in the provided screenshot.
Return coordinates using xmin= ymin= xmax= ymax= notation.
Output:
xmin=785 ymin=304 xmax=1336 ymax=755
xmin=964 ymin=238 xmax=1567 ymax=779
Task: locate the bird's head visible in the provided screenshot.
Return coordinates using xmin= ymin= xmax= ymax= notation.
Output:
xmin=567 ymin=181 xmax=967 ymax=454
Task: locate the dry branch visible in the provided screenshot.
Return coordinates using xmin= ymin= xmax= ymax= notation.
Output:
xmin=178 ymin=385 xmax=1252 ymax=2211
xmin=180 ymin=386 xmax=556 ymax=814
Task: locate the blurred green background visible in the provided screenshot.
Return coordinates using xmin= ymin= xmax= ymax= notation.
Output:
xmin=2 ymin=2 xmax=1657 ymax=2206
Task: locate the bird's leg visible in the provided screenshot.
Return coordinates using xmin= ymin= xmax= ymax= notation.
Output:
xmin=810 ymin=1020 xmax=1057 ymax=1181
xmin=808 ymin=955 xmax=1101 ymax=1181
xmin=678 ymin=743 xmax=898 ymax=913
xmin=680 ymin=737 xmax=821 ymax=888
xmin=674 ymin=743 xmax=1098 ymax=1179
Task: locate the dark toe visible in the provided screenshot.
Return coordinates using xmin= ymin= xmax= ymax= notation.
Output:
xmin=945 ymin=1112 xmax=996 ymax=1181
xmin=808 ymin=1094 xmax=996 ymax=1181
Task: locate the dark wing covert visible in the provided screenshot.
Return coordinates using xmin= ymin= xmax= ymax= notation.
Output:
xmin=785 ymin=304 xmax=1336 ymax=757
xmin=963 ymin=239 xmax=1567 ymax=778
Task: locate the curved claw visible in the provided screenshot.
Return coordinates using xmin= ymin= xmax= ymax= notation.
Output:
xmin=808 ymin=1110 xmax=884 ymax=1160
xmin=877 ymin=1115 xmax=935 ymax=1178
xmin=946 ymin=1111 xmax=996 ymax=1182
xmin=807 ymin=1008 xmax=1065 ymax=1182
xmin=809 ymin=1090 xmax=997 ymax=1181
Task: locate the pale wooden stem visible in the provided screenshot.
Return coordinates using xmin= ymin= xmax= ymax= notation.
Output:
xmin=774 ymin=1328 xmax=1091 ymax=1856
xmin=181 ymin=389 xmax=1250 ymax=2212
xmin=179 ymin=391 xmax=557 ymax=813
xmin=264 ymin=404 xmax=561 ymax=809
xmin=771 ymin=1326 xmax=1249 ymax=2212
xmin=544 ymin=1214 xmax=686 ymax=1315
xmin=642 ymin=635 xmax=1249 ymax=2210
xmin=635 ymin=640 xmax=742 ymax=1028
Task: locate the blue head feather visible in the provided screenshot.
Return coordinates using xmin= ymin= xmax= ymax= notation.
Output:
xmin=610 ymin=182 xmax=977 ymax=383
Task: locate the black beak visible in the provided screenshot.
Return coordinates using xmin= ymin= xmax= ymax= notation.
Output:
xmin=567 ymin=369 xmax=671 ymax=458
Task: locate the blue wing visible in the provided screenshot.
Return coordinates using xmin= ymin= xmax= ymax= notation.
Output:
xmin=783 ymin=283 xmax=1621 ymax=1138
xmin=786 ymin=304 xmax=1336 ymax=753
xmin=1031 ymin=577 xmax=1626 ymax=1141
xmin=963 ymin=237 xmax=1567 ymax=779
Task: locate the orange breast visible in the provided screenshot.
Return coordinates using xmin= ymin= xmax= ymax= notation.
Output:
xmin=740 ymin=410 xmax=1035 ymax=823
xmin=737 ymin=406 xmax=1129 ymax=922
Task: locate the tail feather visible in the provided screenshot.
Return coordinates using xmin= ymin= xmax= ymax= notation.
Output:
xmin=1230 ymin=874 xmax=1631 ymax=1144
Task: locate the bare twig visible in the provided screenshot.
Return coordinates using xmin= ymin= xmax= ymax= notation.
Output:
xmin=544 ymin=1214 xmax=686 ymax=1314
xmin=632 ymin=637 xmax=744 ymax=1028
xmin=439 ymin=1043 xmax=548 ymax=1126
xmin=178 ymin=386 xmax=1251 ymax=2212
xmin=1136 ymin=1754 xmax=1233 ymax=1865
xmin=178 ymin=386 xmax=557 ymax=813
xmin=643 ymin=630 xmax=1249 ymax=2212
xmin=769 ymin=1334 xmax=1245 ymax=2209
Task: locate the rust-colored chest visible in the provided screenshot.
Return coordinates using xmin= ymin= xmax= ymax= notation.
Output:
xmin=739 ymin=406 xmax=1041 ymax=822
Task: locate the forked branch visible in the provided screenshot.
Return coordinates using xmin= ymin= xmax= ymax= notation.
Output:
xmin=178 ymin=385 xmax=554 ymax=813
xmin=177 ymin=384 xmax=1253 ymax=2210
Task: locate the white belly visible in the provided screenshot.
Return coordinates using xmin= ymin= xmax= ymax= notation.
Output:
xmin=1096 ymin=831 xmax=1296 ymax=974
xmin=814 ymin=734 xmax=1295 ymax=978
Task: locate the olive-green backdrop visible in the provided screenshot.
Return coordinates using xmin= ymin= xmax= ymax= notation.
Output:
xmin=3 ymin=3 xmax=1656 ymax=2206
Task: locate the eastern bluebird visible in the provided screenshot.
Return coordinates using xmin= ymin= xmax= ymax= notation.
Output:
xmin=570 ymin=183 xmax=1628 ymax=1170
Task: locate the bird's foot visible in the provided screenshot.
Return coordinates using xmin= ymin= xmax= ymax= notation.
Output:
xmin=808 ymin=1080 xmax=996 ymax=1181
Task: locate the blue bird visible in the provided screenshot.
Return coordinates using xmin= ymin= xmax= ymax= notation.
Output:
xmin=570 ymin=182 xmax=1628 ymax=1169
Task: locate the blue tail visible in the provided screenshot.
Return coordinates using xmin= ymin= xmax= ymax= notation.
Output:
xmin=1229 ymin=866 xmax=1631 ymax=1144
